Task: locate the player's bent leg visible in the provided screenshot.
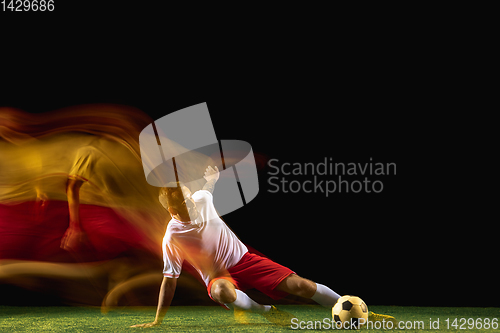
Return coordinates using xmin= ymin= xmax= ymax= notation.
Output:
xmin=209 ymin=278 xmax=271 ymax=313
xmin=210 ymin=278 xmax=237 ymax=304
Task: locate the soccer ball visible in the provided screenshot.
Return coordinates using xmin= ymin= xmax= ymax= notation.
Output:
xmin=332 ymin=295 xmax=369 ymax=329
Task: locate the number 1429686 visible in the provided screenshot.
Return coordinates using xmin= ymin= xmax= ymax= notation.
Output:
xmin=2 ymin=0 xmax=54 ymax=11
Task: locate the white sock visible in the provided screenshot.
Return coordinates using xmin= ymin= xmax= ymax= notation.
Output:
xmin=226 ymin=289 xmax=272 ymax=312
xmin=311 ymin=283 xmax=341 ymax=307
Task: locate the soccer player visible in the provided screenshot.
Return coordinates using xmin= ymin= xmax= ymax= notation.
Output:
xmin=132 ymin=165 xmax=345 ymax=328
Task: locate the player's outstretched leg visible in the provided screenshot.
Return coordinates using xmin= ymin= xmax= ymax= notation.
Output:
xmin=275 ymin=274 xmax=341 ymax=307
xmin=276 ymin=274 xmax=398 ymax=326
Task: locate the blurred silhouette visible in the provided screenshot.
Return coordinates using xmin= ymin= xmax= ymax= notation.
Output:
xmin=0 ymin=105 xmax=170 ymax=305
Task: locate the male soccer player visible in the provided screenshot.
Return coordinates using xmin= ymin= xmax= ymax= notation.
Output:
xmin=131 ymin=166 xmax=392 ymax=327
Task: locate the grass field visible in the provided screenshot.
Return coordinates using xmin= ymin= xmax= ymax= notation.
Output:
xmin=0 ymin=305 xmax=499 ymax=332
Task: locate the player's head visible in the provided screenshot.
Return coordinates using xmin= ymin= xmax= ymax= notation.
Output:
xmin=159 ymin=181 xmax=198 ymax=222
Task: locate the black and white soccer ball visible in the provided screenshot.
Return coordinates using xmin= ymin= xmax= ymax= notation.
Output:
xmin=332 ymin=295 xmax=369 ymax=329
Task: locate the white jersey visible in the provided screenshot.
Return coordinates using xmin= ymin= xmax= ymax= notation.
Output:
xmin=162 ymin=190 xmax=248 ymax=286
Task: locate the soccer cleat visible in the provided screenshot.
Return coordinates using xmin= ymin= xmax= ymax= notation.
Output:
xmin=368 ymin=311 xmax=399 ymax=326
xmin=261 ymin=305 xmax=296 ymax=326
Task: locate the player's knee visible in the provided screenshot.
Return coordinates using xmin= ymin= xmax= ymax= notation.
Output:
xmin=211 ymin=279 xmax=236 ymax=304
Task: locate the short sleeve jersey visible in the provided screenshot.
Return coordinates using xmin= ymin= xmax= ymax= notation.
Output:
xmin=162 ymin=190 xmax=248 ymax=286
xmin=69 ymin=146 xmax=100 ymax=182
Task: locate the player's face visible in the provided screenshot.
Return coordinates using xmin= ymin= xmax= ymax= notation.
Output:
xmin=179 ymin=186 xmax=199 ymax=221
xmin=159 ymin=186 xmax=198 ymax=222
xmin=159 ymin=189 xmax=169 ymax=210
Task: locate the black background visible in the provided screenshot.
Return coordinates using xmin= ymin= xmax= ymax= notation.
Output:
xmin=1 ymin=3 xmax=497 ymax=307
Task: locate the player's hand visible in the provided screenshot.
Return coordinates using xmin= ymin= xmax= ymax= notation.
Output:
xmin=34 ymin=190 xmax=48 ymax=218
xmin=130 ymin=321 xmax=160 ymax=328
xmin=60 ymin=225 xmax=87 ymax=252
xmin=35 ymin=189 xmax=48 ymax=207
xmin=203 ymin=165 xmax=219 ymax=182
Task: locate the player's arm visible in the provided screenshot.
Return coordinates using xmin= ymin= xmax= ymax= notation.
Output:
xmin=61 ymin=178 xmax=87 ymax=251
xmin=202 ymin=165 xmax=219 ymax=193
xmin=131 ymin=277 xmax=177 ymax=328
xmin=62 ymin=146 xmax=96 ymax=251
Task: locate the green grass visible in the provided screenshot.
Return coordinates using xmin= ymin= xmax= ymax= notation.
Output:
xmin=0 ymin=305 xmax=499 ymax=332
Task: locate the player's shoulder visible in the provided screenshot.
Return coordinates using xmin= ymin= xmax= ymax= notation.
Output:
xmin=164 ymin=220 xmax=180 ymax=236
xmin=192 ymin=189 xmax=213 ymax=203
